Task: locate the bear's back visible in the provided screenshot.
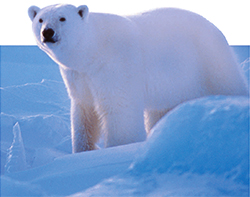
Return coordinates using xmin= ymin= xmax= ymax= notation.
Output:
xmin=128 ymin=8 xmax=244 ymax=109
xmin=129 ymin=8 xmax=224 ymax=51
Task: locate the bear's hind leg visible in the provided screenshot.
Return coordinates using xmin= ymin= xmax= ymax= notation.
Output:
xmin=144 ymin=109 xmax=170 ymax=135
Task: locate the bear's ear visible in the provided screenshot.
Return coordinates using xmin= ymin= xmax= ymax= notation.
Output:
xmin=77 ymin=5 xmax=89 ymax=20
xmin=28 ymin=6 xmax=40 ymax=21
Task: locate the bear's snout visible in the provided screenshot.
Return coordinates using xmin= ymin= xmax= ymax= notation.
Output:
xmin=42 ymin=28 xmax=57 ymax=43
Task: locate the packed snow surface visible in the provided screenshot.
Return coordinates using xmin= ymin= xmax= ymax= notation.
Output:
xmin=1 ymin=46 xmax=249 ymax=196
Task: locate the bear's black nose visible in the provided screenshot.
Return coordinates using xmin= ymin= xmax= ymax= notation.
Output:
xmin=42 ymin=28 xmax=57 ymax=43
xmin=42 ymin=28 xmax=55 ymax=39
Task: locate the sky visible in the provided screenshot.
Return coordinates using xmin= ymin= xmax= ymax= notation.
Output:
xmin=0 ymin=0 xmax=249 ymax=45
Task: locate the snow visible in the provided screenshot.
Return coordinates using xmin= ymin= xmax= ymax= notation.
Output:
xmin=1 ymin=46 xmax=249 ymax=196
xmin=76 ymin=96 xmax=249 ymax=196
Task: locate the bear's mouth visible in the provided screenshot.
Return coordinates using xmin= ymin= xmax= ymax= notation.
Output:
xmin=43 ymin=37 xmax=57 ymax=44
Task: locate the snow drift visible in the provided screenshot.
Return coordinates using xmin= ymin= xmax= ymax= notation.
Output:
xmin=77 ymin=96 xmax=249 ymax=196
xmin=1 ymin=96 xmax=249 ymax=196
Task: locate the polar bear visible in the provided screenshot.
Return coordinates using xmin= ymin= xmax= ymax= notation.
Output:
xmin=28 ymin=4 xmax=248 ymax=153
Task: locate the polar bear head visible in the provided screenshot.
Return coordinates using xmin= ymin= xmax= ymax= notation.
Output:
xmin=28 ymin=4 xmax=89 ymax=53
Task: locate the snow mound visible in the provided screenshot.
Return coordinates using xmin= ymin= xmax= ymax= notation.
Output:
xmin=132 ymin=96 xmax=248 ymax=183
xmin=80 ymin=96 xmax=249 ymax=196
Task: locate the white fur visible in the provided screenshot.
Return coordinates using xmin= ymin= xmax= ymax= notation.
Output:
xmin=29 ymin=4 xmax=248 ymax=153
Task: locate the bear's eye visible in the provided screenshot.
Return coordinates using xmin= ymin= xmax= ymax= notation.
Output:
xmin=39 ymin=18 xmax=43 ymax=23
xmin=59 ymin=17 xmax=66 ymax=22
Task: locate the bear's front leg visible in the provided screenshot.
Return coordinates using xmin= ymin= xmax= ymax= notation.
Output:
xmin=71 ymin=100 xmax=100 ymax=153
